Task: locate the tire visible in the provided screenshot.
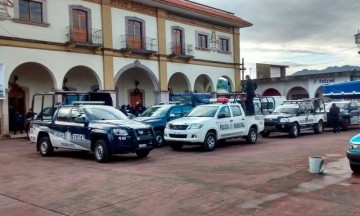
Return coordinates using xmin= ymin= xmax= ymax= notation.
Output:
xmin=246 ymin=127 xmax=258 ymax=144
xmin=136 ymin=150 xmax=150 ymax=158
xmin=154 ymin=131 xmax=165 ymax=147
xmin=314 ymin=120 xmax=323 ymax=134
xmin=289 ymin=123 xmax=299 ymax=138
xmin=202 ymin=132 xmax=217 ymax=151
xmin=350 ymin=163 xmax=360 ymax=173
xmin=341 ymin=119 xmax=349 ymax=131
xmin=261 ymin=131 xmax=270 ymax=138
xmin=94 ymin=139 xmax=110 ymax=163
xmin=170 ymin=142 xmax=183 ymax=150
xmin=39 ymin=136 xmax=54 ymax=157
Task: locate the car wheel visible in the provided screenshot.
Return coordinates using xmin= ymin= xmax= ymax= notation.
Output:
xmin=350 ymin=163 xmax=360 ymax=173
xmin=289 ymin=123 xmax=299 ymax=138
xmin=94 ymin=139 xmax=110 ymax=163
xmin=39 ymin=136 xmax=54 ymax=157
xmin=136 ymin=150 xmax=150 ymax=158
xmin=202 ymin=132 xmax=217 ymax=151
xmin=169 ymin=142 xmax=183 ymax=150
xmin=314 ymin=120 xmax=323 ymax=134
xmin=261 ymin=130 xmax=270 ymax=138
xmin=246 ymin=127 xmax=258 ymax=144
xmin=154 ymin=131 xmax=165 ymax=147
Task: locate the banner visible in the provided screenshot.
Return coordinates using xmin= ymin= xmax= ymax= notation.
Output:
xmin=0 ymin=63 xmax=5 ymax=99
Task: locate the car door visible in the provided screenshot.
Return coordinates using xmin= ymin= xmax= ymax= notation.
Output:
xmin=230 ymin=105 xmax=247 ymax=136
xmin=216 ymin=106 xmax=232 ymax=139
xmin=51 ymin=107 xmax=72 ymax=148
xmin=349 ymin=102 xmax=360 ymax=124
xmin=297 ymin=104 xmax=308 ymax=127
xmin=67 ymin=107 xmax=91 ymax=150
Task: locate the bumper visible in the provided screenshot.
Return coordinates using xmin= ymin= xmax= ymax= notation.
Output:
xmin=164 ymin=128 xmax=206 ymax=143
xmin=346 ymin=148 xmax=360 ymax=165
xmin=111 ymin=136 xmax=154 ymax=154
xmin=264 ymin=122 xmax=291 ymax=132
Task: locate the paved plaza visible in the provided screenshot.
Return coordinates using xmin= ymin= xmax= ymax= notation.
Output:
xmin=0 ymin=128 xmax=359 ymax=216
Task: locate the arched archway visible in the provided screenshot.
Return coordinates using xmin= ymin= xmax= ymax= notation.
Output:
xmin=216 ymin=76 xmax=233 ymax=93
xmin=194 ymin=74 xmax=213 ymax=93
xmin=8 ymin=62 xmax=55 ymax=132
xmin=263 ymin=88 xmax=281 ymax=96
xmin=314 ymin=86 xmax=323 ymax=98
xmin=115 ymin=61 xmax=159 ymax=108
xmin=63 ymin=66 xmax=101 ymax=92
xmin=168 ymin=72 xmax=190 ymax=93
xmin=287 ymin=86 xmax=309 ymax=100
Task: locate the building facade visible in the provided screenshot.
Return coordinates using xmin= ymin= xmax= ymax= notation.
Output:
xmin=0 ymin=0 xmax=252 ymax=134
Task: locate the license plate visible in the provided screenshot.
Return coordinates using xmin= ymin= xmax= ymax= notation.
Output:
xmin=139 ymin=144 xmax=147 ymax=148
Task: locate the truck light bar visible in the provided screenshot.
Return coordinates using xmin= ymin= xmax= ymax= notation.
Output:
xmin=208 ymin=98 xmax=229 ymax=104
xmin=71 ymin=101 xmax=105 ymax=105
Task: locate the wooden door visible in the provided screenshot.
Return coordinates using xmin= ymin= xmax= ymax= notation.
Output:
xmin=127 ymin=20 xmax=142 ymax=49
xmin=72 ymin=9 xmax=88 ymax=43
xmin=8 ymin=87 xmax=26 ymax=131
xmin=171 ymin=29 xmax=183 ymax=55
xmin=130 ymin=91 xmax=143 ymax=109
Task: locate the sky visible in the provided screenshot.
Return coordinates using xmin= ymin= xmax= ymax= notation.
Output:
xmin=193 ymin=0 xmax=360 ymax=77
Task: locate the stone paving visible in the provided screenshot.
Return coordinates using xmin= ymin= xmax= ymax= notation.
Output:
xmin=0 ymin=127 xmax=359 ymax=216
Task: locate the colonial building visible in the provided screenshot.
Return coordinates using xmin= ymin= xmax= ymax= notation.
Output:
xmin=0 ymin=0 xmax=252 ymax=134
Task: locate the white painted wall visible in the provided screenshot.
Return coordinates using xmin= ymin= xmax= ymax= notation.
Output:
xmin=111 ymin=8 xmax=158 ymax=51
xmin=167 ymin=62 xmax=234 ymax=92
xmin=165 ymin=20 xmax=234 ymax=63
xmin=0 ymin=0 xmax=102 ymax=43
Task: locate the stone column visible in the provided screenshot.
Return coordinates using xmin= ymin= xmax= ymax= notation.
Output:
xmin=233 ymin=27 xmax=241 ymax=92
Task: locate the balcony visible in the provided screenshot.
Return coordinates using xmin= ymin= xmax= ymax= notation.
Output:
xmin=65 ymin=26 xmax=102 ymax=51
xmin=120 ymin=35 xmax=157 ymax=56
xmin=169 ymin=42 xmax=194 ymax=60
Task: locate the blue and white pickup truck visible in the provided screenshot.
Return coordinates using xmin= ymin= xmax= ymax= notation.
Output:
xmin=30 ymin=103 xmax=155 ymax=163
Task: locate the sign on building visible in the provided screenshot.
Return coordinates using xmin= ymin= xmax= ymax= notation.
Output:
xmin=0 ymin=0 xmax=13 ymax=21
xmin=0 ymin=64 xmax=5 ymax=99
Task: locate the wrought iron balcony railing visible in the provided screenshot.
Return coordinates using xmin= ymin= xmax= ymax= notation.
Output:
xmin=66 ymin=26 xmax=103 ymax=45
xmin=169 ymin=42 xmax=194 ymax=58
xmin=120 ymin=35 xmax=157 ymax=53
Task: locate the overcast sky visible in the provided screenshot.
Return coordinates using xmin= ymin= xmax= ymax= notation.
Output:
xmin=193 ymin=0 xmax=360 ymax=76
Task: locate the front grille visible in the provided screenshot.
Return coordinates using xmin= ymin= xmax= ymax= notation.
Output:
xmin=169 ymin=134 xmax=187 ymax=138
xmin=135 ymin=129 xmax=152 ymax=136
xmin=265 ymin=122 xmax=276 ymax=126
xmin=169 ymin=124 xmax=188 ymax=130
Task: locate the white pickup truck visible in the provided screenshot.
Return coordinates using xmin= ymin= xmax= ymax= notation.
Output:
xmin=164 ymin=98 xmax=264 ymax=151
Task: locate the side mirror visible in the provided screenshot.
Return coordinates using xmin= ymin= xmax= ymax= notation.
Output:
xmin=75 ymin=117 xmax=87 ymax=124
xmin=218 ymin=113 xmax=226 ymax=119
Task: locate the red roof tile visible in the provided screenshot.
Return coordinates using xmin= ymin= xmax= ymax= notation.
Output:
xmin=155 ymin=0 xmax=252 ymax=27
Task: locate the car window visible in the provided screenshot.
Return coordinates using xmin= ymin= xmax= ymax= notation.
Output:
xmin=86 ymin=106 xmax=129 ymax=120
xmin=56 ymin=107 xmax=71 ymax=122
xmin=70 ymin=108 xmax=86 ymax=122
xmin=218 ymin=106 xmax=231 ymax=118
xmin=182 ymin=106 xmax=193 ymax=115
xmin=169 ymin=107 xmax=182 ymax=118
xmin=186 ymin=105 xmax=218 ymax=117
xmin=140 ymin=106 xmax=169 ymax=118
xmin=230 ymin=105 xmax=242 ymax=117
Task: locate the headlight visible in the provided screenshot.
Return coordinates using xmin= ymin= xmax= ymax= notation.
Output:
xmin=113 ymin=128 xmax=128 ymax=136
xmin=189 ymin=123 xmax=203 ymax=129
xmin=279 ymin=118 xmax=289 ymax=123
xmin=352 ymin=144 xmax=360 ymax=150
xmin=165 ymin=123 xmax=170 ymax=129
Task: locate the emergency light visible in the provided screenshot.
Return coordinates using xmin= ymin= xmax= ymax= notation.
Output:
xmin=208 ymin=98 xmax=229 ymax=104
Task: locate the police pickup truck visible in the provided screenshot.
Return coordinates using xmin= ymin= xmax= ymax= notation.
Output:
xmin=262 ymin=98 xmax=326 ymax=138
xmin=29 ymin=102 xmax=155 ymax=163
xmin=164 ymin=98 xmax=264 ymax=151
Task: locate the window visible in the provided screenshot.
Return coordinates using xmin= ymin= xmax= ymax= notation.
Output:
xmin=71 ymin=9 xmax=89 ymax=42
xmin=171 ymin=27 xmax=184 ymax=55
xmin=218 ymin=106 xmax=231 ymax=118
xmin=182 ymin=106 xmax=193 ymax=115
xmin=17 ymin=0 xmax=45 ymax=23
xmin=127 ymin=19 xmax=143 ymax=49
xmin=169 ymin=107 xmax=182 ymax=118
xmin=70 ymin=108 xmax=86 ymax=123
xmin=56 ymin=108 xmax=71 ymax=122
xmin=231 ymin=106 xmax=242 ymax=117
xmin=219 ymin=37 xmax=230 ymax=52
xmin=197 ymin=33 xmax=208 ymax=49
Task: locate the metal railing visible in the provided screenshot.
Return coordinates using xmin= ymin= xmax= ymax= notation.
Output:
xmin=120 ymin=35 xmax=157 ymax=52
xmin=66 ymin=26 xmax=103 ymax=45
xmin=169 ymin=42 xmax=194 ymax=57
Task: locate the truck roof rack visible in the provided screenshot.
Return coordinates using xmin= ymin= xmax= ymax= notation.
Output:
xmin=71 ymin=101 xmax=105 ymax=105
xmin=159 ymin=101 xmax=181 ymax=105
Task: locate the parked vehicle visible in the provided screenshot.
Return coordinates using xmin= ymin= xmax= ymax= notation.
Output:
xmin=262 ymin=98 xmax=327 ymax=138
xmin=134 ymin=102 xmax=193 ymax=147
xmin=29 ymin=92 xmax=155 ymax=163
xmin=347 ymin=133 xmax=360 ymax=173
xmin=164 ymin=98 xmax=264 ymax=151
xmin=324 ymin=101 xmax=360 ymax=131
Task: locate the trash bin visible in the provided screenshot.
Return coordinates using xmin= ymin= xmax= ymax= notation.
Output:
xmin=309 ymin=156 xmax=325 ymax=174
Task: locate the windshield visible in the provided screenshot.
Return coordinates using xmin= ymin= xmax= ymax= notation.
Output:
xmin=186 ymin=105 xmax=219 ymax=117
xmin=273 ymin=106 xmax=298 ymax=114
xmin=139 ymin=106 xmax=169 ymax=118
xmin=325 ymin=102 xmax=349 ymax=110
xmin=86 ymin=106 xmax=129 ymax=120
